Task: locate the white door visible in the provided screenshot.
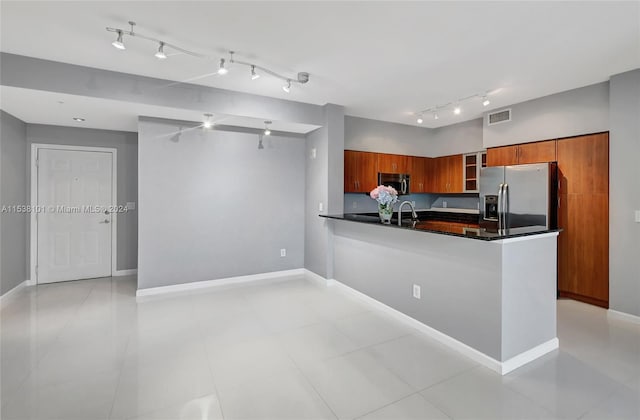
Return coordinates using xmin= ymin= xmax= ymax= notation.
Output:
xmin=37 ymin=149 xmax=113 ymax=283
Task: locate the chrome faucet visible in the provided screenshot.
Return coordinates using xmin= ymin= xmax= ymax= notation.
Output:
xmin=398 ymin=201 xmax=418 ymax=226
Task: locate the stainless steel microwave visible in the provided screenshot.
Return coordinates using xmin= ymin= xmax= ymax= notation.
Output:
xmin=378 ymin=173 xmax=410 ymax=195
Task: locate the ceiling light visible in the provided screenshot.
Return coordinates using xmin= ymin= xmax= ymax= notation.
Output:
xmin=251 ymin=65 xmax=260 ymax=80
xmin=203 ymin=113 xmax=214 ymax=129
xmin=264 ymin=121 xmax=272 ymax=136
xmin=112 ymin=30 xmax=125 ymax=50
xmin=282 ymin=80 xmax=291 ymax=93
xmin=155 ymin=42 xmax=167 ymax=59
xmin=434 ymin=112 xmax=439 ymax=120
xmin=73 ymin=117 xmax=85 ymax=122
xmin=258 ymin=135 xmax=265 ymax=150
xmin=482 ymin=96 xmax=490 ymax=107
xmin=416 ymin=114 xmax=423 ymax=124
xmin=217 ymin=58 xmax=228 ymax=75
xmin=453 ymin=106 xmax=461 ymax=115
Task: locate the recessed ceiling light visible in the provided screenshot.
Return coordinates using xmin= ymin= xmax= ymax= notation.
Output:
xmin=453 ymin=106 xmax=461 ymax=115
xmin=73 ymin=117 xmax=85 ymax=122
xmin=416 ymin=115 xmax=423 ymax=124
xmin=482 ymin=96 xmax=490 ymax=106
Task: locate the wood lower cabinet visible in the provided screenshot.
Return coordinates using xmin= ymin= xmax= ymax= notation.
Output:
xmin=557 ymin=132 xmax=609 ymax=308
xmin=486 ymin=140 xmax=556 ymax=166
xmin=344 ymin=150 xmax=377 ymax=193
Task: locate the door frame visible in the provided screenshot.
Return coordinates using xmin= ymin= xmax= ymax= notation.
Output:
xmin=30 ymin=144 xmax=118 ymax=284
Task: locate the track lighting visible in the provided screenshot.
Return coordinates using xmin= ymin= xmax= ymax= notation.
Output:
xmin=414 ymin=89 xmax=496 ymax=123
xmin=106 ymin=22 xmax=310 ymax=92
xmin=251 ymin=65 xmax=260 ymax=80
xmin=112 ymin=30 xmax=125 ymax=50
xmin=264 ymin=121 xmax=272 ymax=136
xmin=257 ymin=135 xmax=265 ymax=150
xmin=203 ymin=113 xmax=214 ymax=129
xmin=155 ymin=42 xmax=167 ymax=59
xmin=73 ymin=117 xmax=85 ymax=122
xmin=416 ymin=114 xmax=423 ymax=124
xmin=217 ymin=58 xmax=228 ymax=75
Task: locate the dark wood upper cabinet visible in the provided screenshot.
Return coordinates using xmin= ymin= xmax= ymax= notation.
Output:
xmin=377 ymin=153 xmax=410 ymax=174
xmin=409 ymin=156 xmax=428 ymax=193
xmin=487 ymin=140 xmax=556 ymax=166
xmin=344 ymin=150 xmax=377 ymax=193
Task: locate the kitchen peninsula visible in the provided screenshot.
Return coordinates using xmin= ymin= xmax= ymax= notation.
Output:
xmin=322 ymin=213 xmax=560 ymax=374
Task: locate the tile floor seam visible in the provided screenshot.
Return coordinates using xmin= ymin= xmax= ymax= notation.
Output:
xmin=195 ymin=315 xmax=228 ymax=420
xmin=284 ymin=345 xmax=343 ymax=420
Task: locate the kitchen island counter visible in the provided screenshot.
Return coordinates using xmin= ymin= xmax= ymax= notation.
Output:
xmin=324 ymin=214 xmax=559 ymax=375
xmin=322 ymin=213 xmax=559 ymax=241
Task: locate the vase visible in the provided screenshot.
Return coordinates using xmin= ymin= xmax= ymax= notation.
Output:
xmin=378 ymin=203 xmax=394 ymax=224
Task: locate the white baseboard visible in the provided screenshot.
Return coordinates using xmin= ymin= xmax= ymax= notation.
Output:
xmin=25 ymin=279 xmax=36 ymax=286
xmin=0 ymin=280 xmax=29 ymax=307
xmin=304 ymin=269 xmax=331 ymax=288
xmin=136 ymin=268 xmax=305 ymax=297
xmin=608 ymin=309 xmax=640 ymax=324
xmin=327 ymin=278 xmax=557 ymax=375
xmin=113 ymin=269 xmax=138 ymax=277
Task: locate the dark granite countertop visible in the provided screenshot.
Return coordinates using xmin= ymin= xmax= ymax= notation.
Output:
xmin=321 ymin=213 xmax=560 ymax=241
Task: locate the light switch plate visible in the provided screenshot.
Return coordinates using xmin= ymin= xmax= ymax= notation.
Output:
xmin=311 ymin=148 xmax=317 ymax=159
xmin=635 ymin=210 xmax=640 ymax=223
xmin=126 ymin=202 xmax=136 ymax=210
xmin=319 ymin=202 xmax=324 ymax=212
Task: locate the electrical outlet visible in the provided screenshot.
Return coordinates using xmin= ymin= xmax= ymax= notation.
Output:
xmin=635 ymin=210 xmax=640 ymax=223
xmin=442 ymin=201 xmax=448 ymax=208
xmin=126 ymin=201 xmax=136 ymax=210
xmin=413 ymin=284 xmax=421 ymax=299
xmin=411 ymin=201 xmax=416 ymax=207
xmin=280 ymin=248 xmax=286 ymax=257
xmin=319 ymin=202 xmax=324 ymax=212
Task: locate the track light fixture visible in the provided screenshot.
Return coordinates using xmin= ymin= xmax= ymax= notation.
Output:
xmin=203 ymin=113 xmax=214 ymax=129
xmin=105 ymin=21 xmax=311 ymax=91
xmin=155 ymin=42 xmax=167 ymax=59
xmin=414 ymin=90 xmax=495 ymax=124
xmin=217 ymin=58 xmax=228 ymax=75
xmin=251 ymin=65 xmax=260 ymax=80
xmin=257 ymin=134 xmax=265 ymax=150
xmin=264 ymin=121 xmax=272 ymax=136
xmin=112 ymin=30 xmax=125 ymax=50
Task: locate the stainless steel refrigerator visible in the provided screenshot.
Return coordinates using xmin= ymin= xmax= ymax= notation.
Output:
xmin=479 ymin=163 xmax=558 ymax=230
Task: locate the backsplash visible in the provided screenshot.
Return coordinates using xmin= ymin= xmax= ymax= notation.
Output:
xmin=431 ymin=195 xmax=480 ymax=210
xmin=344 ymin=193 xmax=437 ymax=213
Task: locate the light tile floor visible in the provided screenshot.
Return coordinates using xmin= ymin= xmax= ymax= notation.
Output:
xmin=1 ymin=275 xmax=639 ymax=419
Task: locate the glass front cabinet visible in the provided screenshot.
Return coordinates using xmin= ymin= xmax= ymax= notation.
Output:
xmin=463 ymin=151 xmax=487 ymax=192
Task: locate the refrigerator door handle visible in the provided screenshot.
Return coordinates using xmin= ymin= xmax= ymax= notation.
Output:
xmin=497 ymin=183 xmax=504 ymax=230
xmin=502 ymin=183 xmax=509 ymax=230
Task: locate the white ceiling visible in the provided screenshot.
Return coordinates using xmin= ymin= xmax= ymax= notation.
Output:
xmin=1 ymin=1 xmax=639 ymax=129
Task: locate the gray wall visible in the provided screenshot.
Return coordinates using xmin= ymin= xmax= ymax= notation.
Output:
xmin=137 ymin=118 xmax=305 ymax=290
xmin=345 ymin=116 xmax=433 ymax=156
xmin=26 ymin=124 xmax=138 ymax=271
xmin=483 ymin=82 xmax=610 ymax=148
xmin=304 ymin=104 xmax=345 ymax=279
xmin=0 ymin=111 xmax=27 ymax=295
xmin=609 ymin=69 xmax=640 ymax=317
xmin=430 ymin=118 xmax=484 ymax=156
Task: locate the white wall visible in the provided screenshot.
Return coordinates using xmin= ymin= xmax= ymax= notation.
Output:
xmin=609 ymin=69 xmax=640 ymax=317
xmin=345 ymin=116 xmax=433 ymax=156
xmin=137 ymin=118 xmax=305 ymax=290
xmin=483 ymin=82 xmax=610 ymax=148
xmin=430 ymin=118 xmax=484 ymax=156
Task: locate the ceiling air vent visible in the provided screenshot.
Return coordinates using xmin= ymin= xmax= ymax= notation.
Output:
xmin=487 ymin=108 xmax=511 ymax=126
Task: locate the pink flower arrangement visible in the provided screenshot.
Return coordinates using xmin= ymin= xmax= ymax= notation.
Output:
xmin=370 ymin=185 xmax=398 ymax=206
